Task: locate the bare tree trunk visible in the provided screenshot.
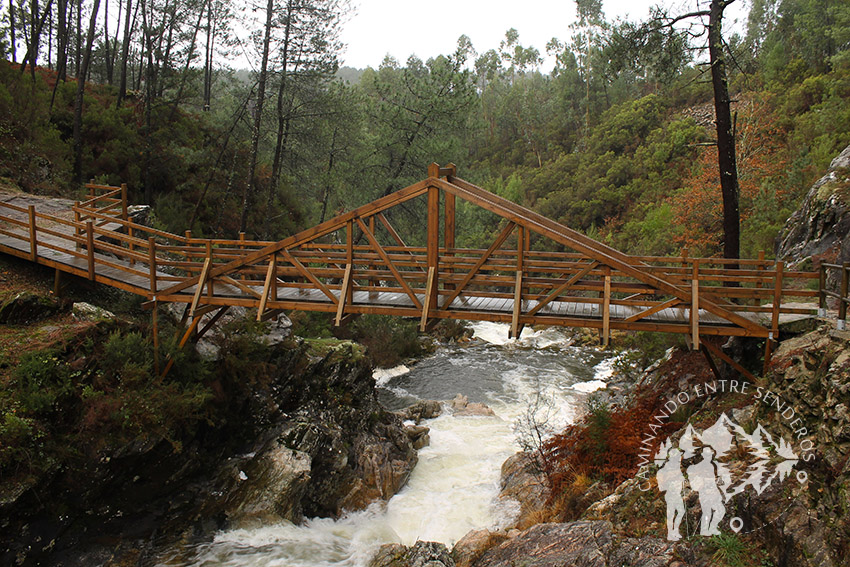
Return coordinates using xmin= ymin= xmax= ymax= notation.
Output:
xmin=9 ymin=0 xmax=16 ymax=62
xmin=319 ymin=127 xmax=338 ymax=224
xmin=202 ymin=0 xmax=212 ymax=110
xmin=709 ymin=0 xmax=740 ymax=261
xmin=189 ymin=94 xmax=250 ymax=227
xmin=18 ymin=0 xmax=54 ymax=78
xmin=47 ymin=3 xmax=51 ymax=69
xmin=72 ymin=0 xmax=101 ymax=183
xmin=56 ymin=0 xmax=67 ymax=79
xmin=75 ymin=0 xmax=81 ymax=76
xmin=157 ymin=2 xmax=176 ymax=98
xmin=168 ymin=0 xmax=206 ymax=121
xmin=103 ymin=0 xmax=113 ymax=83
xmin=116 ymin=0 xmax=132 ymax=105
xmin=141 ymin=0 xmax=156 ymax=203
xmin=266 ymin=0 xmax=294 ymax=236
xmin=240 ymin=0 xmax=274 ymax=233
xmin=31 ymin=0 xmax=38 ymax=77
xmin=49 ymin=0 xmax=69 ymax=108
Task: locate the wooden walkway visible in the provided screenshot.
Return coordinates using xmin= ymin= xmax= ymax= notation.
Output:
xmin=0 ymin=165 xmax=826 ymax=376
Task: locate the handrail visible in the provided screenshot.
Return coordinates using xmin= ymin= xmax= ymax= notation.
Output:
xmin=0 ymin=175 xmax=827 ymax=348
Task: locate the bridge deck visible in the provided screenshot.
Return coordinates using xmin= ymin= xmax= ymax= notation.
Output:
xmin=0 ymin=223 xmax=762 ymax=331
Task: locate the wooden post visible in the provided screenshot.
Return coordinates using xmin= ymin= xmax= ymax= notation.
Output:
xmin=511 ymin=226 xmax=526 ymax=339
xmin=27 ymin=205 xmax=37 ymax=261
xmin=257 ymin=256 xmax=276 ymax=320
xmin=427 ymin=185 xmax=440 ymax=311
xmin=444 ymin=190 xmax=455 ymax=291
xmin=336 ymin=264 xmax=353 ymax=327
xmin=148 ymin=237 xmax=157 ymax=294
xmin=152 ymin=303 xmax=160 ymax=375
xmin=239 ymin=232 xmax=246 ymax=250
xmin=602 ymin=266 xmax=611 ymax=347
xmin=818 ymin=263 xmax=827 ymax=317
xmin=346 ymin=220 xmax=354 ymax=305
xmin=185 ymin=230 xmax=192 ymax=241
xmin=420 ymin=266 xmax=437 ymax=332
xmin=85 ymin=220 xmax=95 ymax=280
xmin=691 ymin=260 xmax=700 ymax=349
xmin=428 ymin=162 xmax=440 ymax=178
xmin=206 ymin=241 xmax=214 ymax=298
xmin=368 ymin=215 xmax=377 ymax=294
xmin=270 ymin=252 xmax=278 ymax=305
xmin=53 ymin=269 xmax=62 ymax=296
xmin=756 ymin=250 xmax=766 ymax=307
xmin=839 ymin=263 xmax=849 ymax=331
xmin=764 ymin=261 xmax=784 ymax=372
xmin=123 ymin=184 xmax=135 ymax=266
xmin=121 ymin=183 xmax=129 ymax=222
xmin=74 ymin=201 xmax=81 ymax=251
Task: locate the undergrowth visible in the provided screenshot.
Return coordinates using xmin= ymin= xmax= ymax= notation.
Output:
xmin=0 ymin=318 xmax=214 ymax=480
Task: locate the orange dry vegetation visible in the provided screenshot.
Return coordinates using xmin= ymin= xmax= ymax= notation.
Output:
xmin=542 ymin=349 xmax=715 ymax=518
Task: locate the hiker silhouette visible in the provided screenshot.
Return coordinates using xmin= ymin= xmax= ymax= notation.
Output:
xmin=656 ymin=447 xmax=686 ymax=541
xmin=687 ymin=446 xmax=726 ymax=535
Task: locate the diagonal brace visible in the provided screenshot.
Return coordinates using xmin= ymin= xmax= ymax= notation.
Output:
xmin=355 ymin=217 xmax=422 ymax=310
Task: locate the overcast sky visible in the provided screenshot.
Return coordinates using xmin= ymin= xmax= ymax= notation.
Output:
xmin=338 ymin=0 xmax=750 ymax=71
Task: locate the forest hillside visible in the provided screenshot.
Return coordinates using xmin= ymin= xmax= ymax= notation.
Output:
xmin=0 ymin=0 xmax=848 ymax=258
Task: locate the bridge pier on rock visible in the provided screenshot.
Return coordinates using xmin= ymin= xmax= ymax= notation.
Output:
xmin=0 ymin=168 xmax=833 ymax=380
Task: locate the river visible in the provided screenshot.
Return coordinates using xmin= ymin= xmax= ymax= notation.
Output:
xmin=162 ymin=322 xmax=613 ymax=567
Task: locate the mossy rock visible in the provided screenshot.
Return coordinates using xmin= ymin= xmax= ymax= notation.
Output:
xmin=0 ymin=291 xmax=61 ymax=324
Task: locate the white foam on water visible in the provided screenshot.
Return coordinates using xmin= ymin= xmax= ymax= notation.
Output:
xmin=470 ymin=321 xmax=515 ymax=345
xmin=571 ymin=380 xmax=608 ymax=393
xmin=372 ymin=364 xmax=410 ymax=386
xmin=166 ymin=320 xmax=602 ymax=567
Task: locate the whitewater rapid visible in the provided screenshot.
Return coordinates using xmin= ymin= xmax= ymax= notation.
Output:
xmin=163 ymin=322 xmax=614 ymax=567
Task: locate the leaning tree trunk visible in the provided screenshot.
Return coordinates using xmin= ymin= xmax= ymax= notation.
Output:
xmin=116 ymin=0 xmax=132 ymax=106
xmin=72 ymin=0 xmax=101 ymax=183
xmin=240 ymin=0 xmax=274 ymax=233
xmin=708 ymin=0 xmax=740 ymax=261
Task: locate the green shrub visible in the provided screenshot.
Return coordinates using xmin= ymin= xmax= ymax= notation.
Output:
xmin=102 ymin=331 xmax=154 ymax=385
xmin=12 ymin=351 xmax=78 ymax=415
xmin=349 ymin=314 xmax=423 ymax=367
xmin=707 ymin=533 xmax=750 ymax=567
xmin=0 ymin=408 xmax=43 ymax=473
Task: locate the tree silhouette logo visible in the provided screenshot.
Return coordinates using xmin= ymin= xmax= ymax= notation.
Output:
xmin=653 ymin=412 xmax=807 ymax=541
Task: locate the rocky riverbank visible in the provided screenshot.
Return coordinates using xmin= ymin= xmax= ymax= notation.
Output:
xmin=370 ymin=319 xmax=850 ymax=567
xmin=0 ymin=276 xmax=419 ymax=566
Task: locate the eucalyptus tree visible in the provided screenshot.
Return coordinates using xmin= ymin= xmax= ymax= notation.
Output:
xmin=570 ymin=0 xmax=605 ymax=140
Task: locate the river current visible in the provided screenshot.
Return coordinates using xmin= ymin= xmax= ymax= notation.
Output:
xmin=164 ymin=322 xmax=613 ymax=567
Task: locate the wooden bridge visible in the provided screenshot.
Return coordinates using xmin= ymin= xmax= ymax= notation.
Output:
xmin=0 ymin=164 xmax=838 ymax=378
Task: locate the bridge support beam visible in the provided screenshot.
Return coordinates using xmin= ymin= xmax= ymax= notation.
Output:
xmin=510 ymin=226 xmax=526 ymax=339
xmin=336 ymin=264 xmax=353 ymax=327
xmin=763 ymin=261 xmax=784 ymax=374
xmin=427 ymin=184 xmax=440 ymax=310
xmin=691 ymin=260 xmax=700 ymax=350
xmin=601 ymin=267 xmax=611 ymax=346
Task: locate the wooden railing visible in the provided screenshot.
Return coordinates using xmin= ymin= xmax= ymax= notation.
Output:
xmin=0 ymin=173 xmax=833 ymax=381
xmin=820 ymin=262 xmax=850 ymax=331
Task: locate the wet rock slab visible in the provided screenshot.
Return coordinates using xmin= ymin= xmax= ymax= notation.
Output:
xmin=473 ymin=521 xmax=678 ymax=567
